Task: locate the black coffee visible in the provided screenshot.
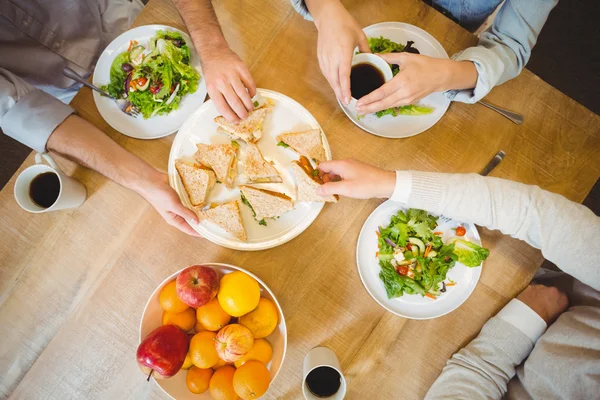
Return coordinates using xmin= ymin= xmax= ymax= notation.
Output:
xmin=29 ymin=172 xmax=60 ymax=208
xmin=306 ymin=366 xmax=341 ymax=398
xmin=350 ymin=62 xmax=385 ymax=99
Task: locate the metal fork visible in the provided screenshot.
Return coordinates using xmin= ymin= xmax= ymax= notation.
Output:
xmin=63 ymin=67 xmax=139 ymax=117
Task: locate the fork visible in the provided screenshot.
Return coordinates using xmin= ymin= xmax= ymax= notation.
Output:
xmin=63 ymin=67 xmax=140 ymax=117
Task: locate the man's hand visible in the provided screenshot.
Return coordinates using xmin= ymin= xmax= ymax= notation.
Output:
xmin=138 ymin=174 xmax=201 ymax=237
xmin=202 ymin=48 xmax=256 ymax=122
xmin=517 ymin=284 xmax=568 ymax=325
xmin=309 ymin=0 xmax=370 ymax=105
xmin=316 ymin=159 xmax=395 ymax=199
xmin=356 ymin=53 xmax=478 ymax=115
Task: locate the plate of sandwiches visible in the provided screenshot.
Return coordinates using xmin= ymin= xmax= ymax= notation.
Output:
xmin=168 ymin=88 xmax=337 ymax=250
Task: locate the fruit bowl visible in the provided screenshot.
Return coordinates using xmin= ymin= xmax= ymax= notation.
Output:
xmin=140 ymin=263 xmax=287 ymax=399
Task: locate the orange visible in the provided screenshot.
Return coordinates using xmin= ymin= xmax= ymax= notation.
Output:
xmin=190 ymin=331 xmax=220 ymax=368
xmin=181 ymin=352 xmax=194 ymax=370
xmin=233 ymin=360 xmax=271 ymax=400
xmin=213 ymin=357 xmax=234 ymax=370
xmin=162 ymin=308 xmax=196 ymax=332
xmin=210 ymin=365 xmax=238 ymax=400
xmin=195 ymin=318 xmax=206 ymax=333
xmin=159 ymin=280 xmax=189 ymax=313
xmin=218 ymin=271 xmax=260 ymax=317
xmin=234 ymin=339 xmax=273 ymax=368
xmin=239 ymin=298 xmax=278 ymax=338
xmin=197 ymin=298 xmax=232 ymax=331
xmin=186 ymin=366 xmax=213 ymax=394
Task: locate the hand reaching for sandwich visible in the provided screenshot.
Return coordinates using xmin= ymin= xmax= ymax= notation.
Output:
xmin=202 ymin=48 xmax=257 ymax=122
xmin=316 ymin=159 xmax=396 ymax=199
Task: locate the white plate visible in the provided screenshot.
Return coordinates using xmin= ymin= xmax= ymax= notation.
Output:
xmin=356 ymin=201 xmax=483 ymax=319
xmin=340 ymin=22 xmax=451 ymax=138
xmin=140 ymin=263 xmax=287 ymax=400
xmin=168 ymin=88 xmax=332 ymax=251
xmin=93 ymin=25 xmax=207 ymax=139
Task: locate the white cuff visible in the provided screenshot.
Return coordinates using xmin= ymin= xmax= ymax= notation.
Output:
xmin=390 ymin=171 xmax=412 ymax=204
xmin=496 ymin=299 xmax=548 ymax=344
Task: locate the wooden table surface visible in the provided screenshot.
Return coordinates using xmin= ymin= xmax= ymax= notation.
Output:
xmin=1 ymin=0 xmax=599 ymax=398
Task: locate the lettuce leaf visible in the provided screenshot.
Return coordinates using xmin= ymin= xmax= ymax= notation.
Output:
xmin=453 ymin=240 xmax=490 ymax=267
xmin=101 ymin=51 xmax=129 ymax=99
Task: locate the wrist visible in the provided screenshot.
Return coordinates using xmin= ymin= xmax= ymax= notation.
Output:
xmin=378 ymin=170 xmax=396 ymax=198
xmin=441 ymin=60 xmax=478 ymax=91
xmin=308 ymin=0 xmax=341 ymax=29
xmin=130 ymin=168 xmax=166 ymax=199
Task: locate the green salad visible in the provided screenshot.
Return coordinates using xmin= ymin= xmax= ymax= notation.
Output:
xmin=101 ymin=30 xmax=200 ymax=119
xmin=377 ymin=209 xmax=489 ymax=300
xmin=366 ymin=36 xmax=435 ymax=118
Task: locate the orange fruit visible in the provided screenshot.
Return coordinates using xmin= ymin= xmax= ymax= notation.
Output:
xmin=190 ymin=331 xmax=220 ymax=368
xmin=181 ymin=352 xmax=194 ymax=370
xmin=159 ymin=280 xmax=189 ymax=313
xmin=210 ymin=365 xmax=238 ymax=400
xmin=218 ymin=271 xmax=260 ymax=317
xmin=213 ymin=357 xmax=233 ymax=370
xmin=234 ymin=339 xmax=273 ymax=368
xmin=238 ymin=298 xmax=278 ymax=338
xmin=186 ymin=366 xmax=213 ymax=394
xmin=233 ymin=360 xmax=271 ymax=400
xmin=162 ymin=308 xmax=196 ymax=332
xmin=197 ymin=298 xmax=232 ymax=331
xmin=195 ymin=318 xmax=206 ymax=333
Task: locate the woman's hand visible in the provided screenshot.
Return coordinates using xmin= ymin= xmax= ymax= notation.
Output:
xmin=356 ymin=53 xmax=478 ymax=115
xmin=316 ymin=159 xmax=396 ymax=199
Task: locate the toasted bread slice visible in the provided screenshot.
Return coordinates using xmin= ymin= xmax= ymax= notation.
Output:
xmin=214 ymin=107 xmax=268 ymax=143
xmin=199 ymin=201 xmax=247 ymax=241
xmin=194 ymin=143 xmax=238 ymax=189
xmin=276 ymin=129 xmax=326 ymax=163
xmin=244 ymin=143 xmax=282 ymax=184
xmin=239 ymin=185 xmax=294 ymax=222
xmin=292 ymin=156 xmax=338 ymax=203
xmin=175 ymin=160 xmax=216 ymax=208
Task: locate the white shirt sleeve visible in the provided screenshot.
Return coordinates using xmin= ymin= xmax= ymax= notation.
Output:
xmin=390 ymin=171 xmax=412 ymax=204
xmin=496 ymin=298 xmax=548 ymax=343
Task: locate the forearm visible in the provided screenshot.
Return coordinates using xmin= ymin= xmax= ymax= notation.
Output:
xmin=172 ymin=0 xmax=228 ymax=58
xmin=46 ymin=115 xmax=161 ymax=196
xmin=304 ymin=0 xmax=338 ymax=26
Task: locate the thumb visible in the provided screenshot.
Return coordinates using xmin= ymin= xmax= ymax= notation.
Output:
xmin=317 ymin=159 xmax=352 ymax=176
xmin=317 ymin=181 xmax=352 ymax=197
xmin=377 ymin=52 xmax=405 ymax=64
xmin=357 ymin=32 xmax=371 ymax=53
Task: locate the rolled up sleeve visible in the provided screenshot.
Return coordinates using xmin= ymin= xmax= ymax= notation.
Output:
xmin=448 ymin=0 xmax=558 ymax=103
xmin=1 ymin=68 xmax=74 ymax=153
xmin=290 ymin=0 xmax=313 ymax=20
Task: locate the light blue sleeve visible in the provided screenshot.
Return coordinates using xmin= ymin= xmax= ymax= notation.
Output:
xmin=449 ymin=0 xmax=558 ymax=103
xmin=290 ymin=0 xmax=313 ymax=20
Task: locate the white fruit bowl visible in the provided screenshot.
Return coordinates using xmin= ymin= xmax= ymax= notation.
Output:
xmin=139 ymin=263 xmax=287 ymax=399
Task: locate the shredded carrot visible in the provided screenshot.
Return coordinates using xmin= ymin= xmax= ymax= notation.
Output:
xmin=433 ymin=231 xmax=443 ymax=235
xmin=446 ymin=282 xmax=456 ymax=287
xmin=127 ymin=40 xmax=133 ymax=51
xmin=376 ymin=230 xmax=380 ymax=238
xmin=375 ymin=252 xmax=379 ymax=257
xmin=425 ymin=293 xmax=437 ymax=300
xmin=424 ymin=244 xmax=432 ymax=257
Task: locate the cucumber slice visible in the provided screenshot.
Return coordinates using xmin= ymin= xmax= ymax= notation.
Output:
xmin=408 ymin=237 xmax=426 ymax=255
xmin=129 ymin=45 xmax=145 ymax=60
xmin=426 ymin=250 xmax=438 ymax=259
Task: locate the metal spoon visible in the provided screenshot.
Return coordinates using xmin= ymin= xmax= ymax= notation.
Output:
xmin=478 ymin=100 xmax=524 ymax=124
xmin=62 ymin=67 xmax=139 ymax=117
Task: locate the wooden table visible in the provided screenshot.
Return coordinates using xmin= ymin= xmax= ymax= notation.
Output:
xmin=1 ymin=0 xmax=599 ymax=398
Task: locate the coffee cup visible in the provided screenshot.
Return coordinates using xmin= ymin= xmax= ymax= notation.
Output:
xmin=346 ymin=53 xmax=394 ymax=114
xmin=303 ymin=346 xmax=346 ymax=399
xmin=14 ymin=153 xmax=87 ymax=213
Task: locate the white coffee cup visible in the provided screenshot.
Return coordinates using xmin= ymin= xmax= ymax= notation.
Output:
xmin=14 ymin=153 xmax=87 ymax=213
xmin=347 ymin=53 xmax=394 ymax=112
xmin=303 ymin=346 xmax=347 ymax=400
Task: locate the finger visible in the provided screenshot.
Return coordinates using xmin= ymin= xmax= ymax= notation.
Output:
xmin=357 ymin=32 xmax=371 ymax=53
xmin=170 ymin=214 xmax=201 ymax=237
xmin=358 ymin=92 xmax=407 ymax=115
xmin=232 ymin=78 xmax=254 ymax=112
xmin=171 ymin=201 xmax=199 ymax=224
xmin=211 ymin=90 xmax=239 ymax=122
xmin=318 ymin=160 xmax=352 ymax=176
xmin=222 ymin=84 xmax=249 ymax=120
xmin=317 ymin=181 xmax=352 ymax=197
xmin=339 ymin=51 xmax=352 ymax=105
xmin=377 ymin=52 xmax=406 ymax=64
xmin=238 ymin=67 xmax=257 ymax=98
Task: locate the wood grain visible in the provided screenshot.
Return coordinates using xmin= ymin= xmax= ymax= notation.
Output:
xmin=1 ymin=0 xmax=599 ymax=398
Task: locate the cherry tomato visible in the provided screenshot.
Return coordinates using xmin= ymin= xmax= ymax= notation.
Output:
xmin=396 ymin=265 xmax=409 ymax=276
xmin=136 ymin=77 xmax=148 ymax=86
xmin=455 ymin=226 xmax=466 ymax=236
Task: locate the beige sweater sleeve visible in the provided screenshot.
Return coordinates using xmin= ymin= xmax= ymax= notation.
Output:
xmin=404 ymin=172 xmax=600 ymax=399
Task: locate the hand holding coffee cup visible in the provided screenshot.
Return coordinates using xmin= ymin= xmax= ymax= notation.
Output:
xmin=347 ymin=53 xmax=394 ymax=114
xmin=14 ymin=153 xmax=87 ymax=213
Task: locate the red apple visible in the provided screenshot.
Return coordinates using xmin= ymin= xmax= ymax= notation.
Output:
xmin=137 ymin=325 xmax=189 ymax=380
xmin=215 ymin=324 xmax=254 ymax=362
xmin=176 ymin=265 xmax=219 ymax=308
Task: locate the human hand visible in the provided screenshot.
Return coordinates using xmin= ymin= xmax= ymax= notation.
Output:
xmin=202 ymin=48 xmax=256 ymax=122
xmin=312 ymin=0 xmax=370 ymax=104
xmin=138 ymin=173 xmax=200 ymax=237
xmin=517 ymin=284 xmax=568 ymax=325
xmin=316 ymin=159 xmax=396 ymax=199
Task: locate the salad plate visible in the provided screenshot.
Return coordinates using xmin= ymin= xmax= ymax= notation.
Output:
xmin=356 ymin=200 xmax=486 ymax=319
xmin=168 ymin=88 xmax=332 ymax=251
xmin=93 ymin=25 xmax=207 ymax=139
xmin=340 ymin=22 xmax=451 ymax=139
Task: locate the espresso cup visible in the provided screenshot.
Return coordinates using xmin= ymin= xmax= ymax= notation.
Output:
xmin=303 ymin=346 xmax=347 ymax=399
xmin=14 ymin=153 xmax=87 ymax=213
xmin=347 ymin=53 xmax=394 ymax=112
